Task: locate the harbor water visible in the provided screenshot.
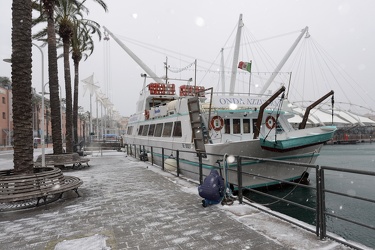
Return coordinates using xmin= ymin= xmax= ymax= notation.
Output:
xmin=246 ymin=143 xmax=375 ymax=248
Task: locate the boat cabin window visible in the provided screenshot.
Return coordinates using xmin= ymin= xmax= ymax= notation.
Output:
xmin=223 ymin=118 xmax=257 ymax=134
xmin=173 ymin=121 xmax=182 ymax=137
xmin=243 ymin=119 xmax=251 ymax=134
xmin=224 ymin=119 xmax=230 ymax=134
xmin=142 ymin=125 xmax=149 ymax=136
xmin=162 ymin=122 xmax=173 ymax=137
xmin=138 ymin=125 xmax=144 ymax=136
xmin=276 ymin=122 xmax=284 ymax=133
xmin=127 ymin=126 xmax=133 ymax=135
xmin=252 ymin=119 xmax=258 ymax=134
xmin=154 ymin=123 xmax=163 ymax=137
xmin=233 ymin=119 xmax=241 ymax=134
xmin=148 ymin=124 xmax=155 ymax=136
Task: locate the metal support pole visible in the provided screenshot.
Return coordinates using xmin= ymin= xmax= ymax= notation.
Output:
xmin=89 ymin=93 xmax=92 ymax=143
xmin=32 ymin=43 xmax=45 ymax=167
xmin=236 ymin=156 xmax=243 ymax=204
xmin=176 ymin=150 xmax=180 ymax=177
xmin=316 ymin=167 xmax=321 ymax=237
xmin=161 ymin=148 xmax=164 ymax=170
xmin=199 ymin=153 xmax=203 ymax=184
xmin=320 ymin=168 xmax=327 ymax=239
xmin=59 ymin=85 xmax=62 ymax=141
xmin=151 ymin=147 xmax=154 ymax=165
xmin=317 ymin=167 xmax=327 ymax=240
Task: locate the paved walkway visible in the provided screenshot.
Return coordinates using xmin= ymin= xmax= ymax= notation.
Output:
xmin=0 ymin=151 xmax=352 ymax=250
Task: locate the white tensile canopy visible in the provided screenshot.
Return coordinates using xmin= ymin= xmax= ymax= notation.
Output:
xmin=288 ymin=104 xmax=375 ymax=126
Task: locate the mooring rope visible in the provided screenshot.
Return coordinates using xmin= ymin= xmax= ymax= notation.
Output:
xmin=245 ymin=151 xmax=316 ymax=206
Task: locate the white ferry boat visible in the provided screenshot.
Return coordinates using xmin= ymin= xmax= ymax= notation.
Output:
xmin=104 ymin=15 xmax=336 ymax=189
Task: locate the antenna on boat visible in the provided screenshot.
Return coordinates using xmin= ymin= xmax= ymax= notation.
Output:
xmin=103 ymin=26 xmax=165 ymax=84
xmin=141 ymin=73 xmax=147 ymax=94
xmin=194 ymin=59 xmax=197 ymax=88
xmin=229 ymin=14 xmax=244 ymax=94
xmin=258 ymin=26 xmax=309 ymax=95
xmin=164 ymin=57 xmax=169 ymax=83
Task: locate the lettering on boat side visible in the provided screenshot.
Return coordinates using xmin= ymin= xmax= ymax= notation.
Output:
xmin=213 ymin=96 xmax=281 ymax=108
xmin=182 ymin=143 xmax=192 ymax=149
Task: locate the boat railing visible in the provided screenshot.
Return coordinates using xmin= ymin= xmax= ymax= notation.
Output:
xmin=211 ymin=91 xmax=273 ymax=97
xmin=124 ymin=142 xmax=375 ymax=250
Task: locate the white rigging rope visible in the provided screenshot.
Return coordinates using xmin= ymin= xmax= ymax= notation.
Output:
xmin=286 ymin=35 xmax=375 ymax=115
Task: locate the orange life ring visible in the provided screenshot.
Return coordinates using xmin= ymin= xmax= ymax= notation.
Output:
xmin=265 ymin=116 xmax=276 ymax=129
xmin=144 ymin=110 xmax=149 ymax=120
xmin=210 ymin=116 xmax=224 ymax=131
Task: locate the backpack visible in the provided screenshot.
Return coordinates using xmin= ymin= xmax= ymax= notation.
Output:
xmin=198 ymin=169 xmax=224 ymax=201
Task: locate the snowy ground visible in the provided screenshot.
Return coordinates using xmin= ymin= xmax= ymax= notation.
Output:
xmin=0 ymin=149 xmax=370 ymax=249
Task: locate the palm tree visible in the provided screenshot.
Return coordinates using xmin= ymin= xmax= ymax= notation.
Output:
xmin=72 ymin=0 xmax=108 ymax=146
xmin=56 ymin=0 xmax=107 ymax=152
xmin=33 ymin=0 xmax=107 ymax=153
xmin=33 ymin=0 xmax=64 ymax=154
xmin=34 ymin=0 xmax=107 ymax=152
xmin=70 ymin=0 xmax=107 ymax=144
xmin=11 ymin=0 xmax=34 ymax=174
xmin=54 ymin=0 xmax=81 ymax=153
xmin=71 ymin=19 xmax=102 ymax=144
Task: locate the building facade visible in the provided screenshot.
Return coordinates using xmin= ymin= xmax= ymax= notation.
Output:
xmin=0 ymin=85 xmax=12 ymax=146
xmin=0 ymin=85 xmax=88 ymax=147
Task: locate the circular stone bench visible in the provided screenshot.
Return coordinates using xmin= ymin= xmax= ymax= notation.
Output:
xmin=0 ymin=167 xmax=82 ymax=206
xmin=34 ymin=153 xmax=90 ymax=169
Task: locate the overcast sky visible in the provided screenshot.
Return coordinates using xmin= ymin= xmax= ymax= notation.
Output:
xmin=1 ymin=0 xmax=375 ymax=117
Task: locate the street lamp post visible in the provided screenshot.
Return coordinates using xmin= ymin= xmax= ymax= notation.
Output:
xmin=3 ymin=43 xmax=45 ymax=166
xmin=2 ymin=59 xmax=13 ymax=147
xmin=40 ymin=83 xmax=63 ymax=145
xmin=32 ymin=43 xmax=45 ymax=167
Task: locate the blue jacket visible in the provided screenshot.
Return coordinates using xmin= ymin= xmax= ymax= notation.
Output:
xmin=198 ymin=169 xmax=225 ymax=201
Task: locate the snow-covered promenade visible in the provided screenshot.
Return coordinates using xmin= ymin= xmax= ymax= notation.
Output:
xmin=0 ymin=150 xmax=354 ymax=249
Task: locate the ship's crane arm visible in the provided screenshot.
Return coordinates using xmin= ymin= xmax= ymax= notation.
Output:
xmin=103 ymin=26 xmax=165 ymax=84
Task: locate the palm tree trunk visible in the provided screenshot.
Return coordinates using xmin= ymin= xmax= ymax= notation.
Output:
xmin=63 ymin=39 xmax=73 ymax=153
xmin=12 ymin=0 xmax=34 ymax=174
xmin=73 ymin=61 xmax=79 ymax=146
xmin=45 ymin=1 xmax=63 ymax=154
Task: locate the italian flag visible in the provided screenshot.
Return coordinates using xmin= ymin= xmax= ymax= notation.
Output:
xmin=238 ymin=61 xmax=252 ymax=73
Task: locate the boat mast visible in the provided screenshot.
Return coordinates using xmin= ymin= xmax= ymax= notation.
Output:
xmin=220 ymin=48 xmax=225 ymax=92
xmin=103 ymin=26 xmax=165 ymax=84
xmin=259 ymin=26 xmax=309 ymax=95
xmin=229 ymin=14 xmax=244 ymax=94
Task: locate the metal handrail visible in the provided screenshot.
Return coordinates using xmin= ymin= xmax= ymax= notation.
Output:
xmin=124 ymin=143 xmax=375 ymax=250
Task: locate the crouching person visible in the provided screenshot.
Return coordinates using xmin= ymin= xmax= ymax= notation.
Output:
xmin=198 ymin=169 xmax=225 ymax=207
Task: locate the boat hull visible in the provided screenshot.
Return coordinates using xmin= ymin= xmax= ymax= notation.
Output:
xmin=260 ymin=126 xmax=336 ymax=152
xmin=127 ymin=137 xmax=321 ymax=189
xmin=205 ymin=140 xmax=321 ymax=188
